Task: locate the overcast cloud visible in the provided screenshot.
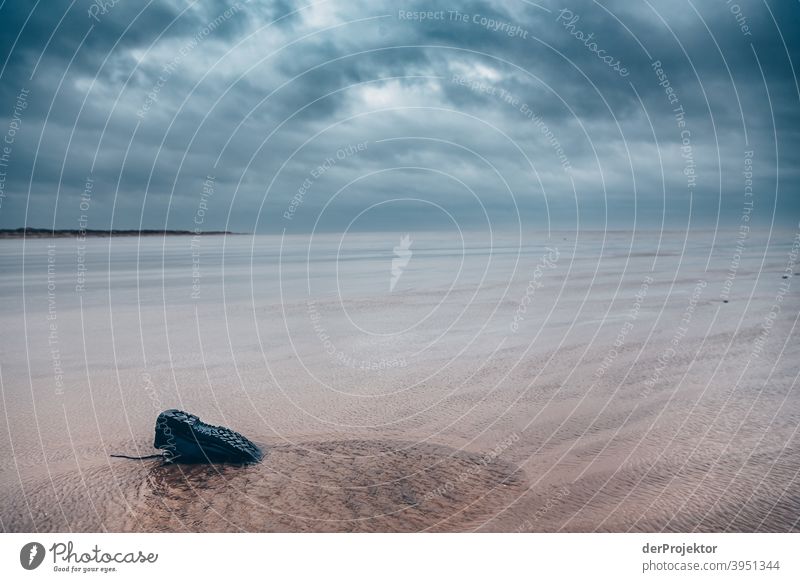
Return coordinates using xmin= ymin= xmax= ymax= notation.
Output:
xmin=0 ymin=0 xmax=798 ymax=232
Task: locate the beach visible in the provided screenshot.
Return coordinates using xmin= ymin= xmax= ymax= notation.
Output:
xmin=1 ymin=228 xmax=798 ymax=532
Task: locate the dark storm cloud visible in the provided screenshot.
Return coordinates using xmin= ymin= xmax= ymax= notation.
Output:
xmin=0 ymin=0 xmax=798 ymax=231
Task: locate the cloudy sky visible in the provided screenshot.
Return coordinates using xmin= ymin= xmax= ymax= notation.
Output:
xmin=0 ymin=0 xmax=798 ymax=233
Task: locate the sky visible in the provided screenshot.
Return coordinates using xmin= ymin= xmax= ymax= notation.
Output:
xmin=0 ymin=0 xmax=798 ymax=233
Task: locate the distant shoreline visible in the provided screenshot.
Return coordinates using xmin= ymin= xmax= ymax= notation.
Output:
xmin=0 ymin=228 xmax=241 ymax=239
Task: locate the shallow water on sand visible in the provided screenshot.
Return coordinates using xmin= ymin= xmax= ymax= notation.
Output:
xmin=1 ymin=228 xmax=799 ymax=531
xmin=4 ymin=440 xmax=527 ymax=532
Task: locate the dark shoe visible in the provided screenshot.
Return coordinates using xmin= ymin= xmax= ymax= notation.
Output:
xmin=153 ymin=409 xmax=263 ymax=464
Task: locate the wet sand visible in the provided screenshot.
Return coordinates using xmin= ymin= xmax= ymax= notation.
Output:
xmin=4 ymin=440 xmax=527 ymax=532
xmin=1 ymin=230 xmax=799 ymax=532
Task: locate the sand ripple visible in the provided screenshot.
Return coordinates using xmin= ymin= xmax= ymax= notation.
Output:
xmin=3 ymin=440 xmax=527 ymax=532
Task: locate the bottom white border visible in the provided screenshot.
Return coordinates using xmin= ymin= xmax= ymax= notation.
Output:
xmin=1 ymin=533 xmax=797 ymax=581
